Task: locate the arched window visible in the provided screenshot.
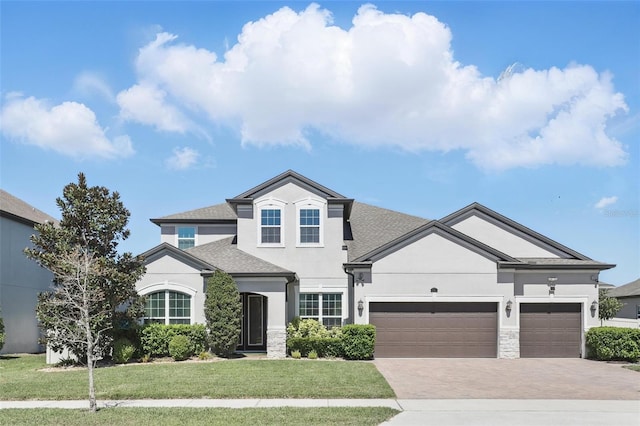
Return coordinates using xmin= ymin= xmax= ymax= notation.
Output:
xmin=144 ymin=290 xmax=191 ymax=324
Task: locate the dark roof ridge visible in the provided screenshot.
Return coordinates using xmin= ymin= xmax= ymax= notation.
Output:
xmin=233 ymin=170 xmax=348 ymax=200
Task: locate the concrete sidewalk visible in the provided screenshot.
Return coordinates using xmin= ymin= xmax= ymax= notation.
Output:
xmin=1 ymin=398 xmax=638 ymax=426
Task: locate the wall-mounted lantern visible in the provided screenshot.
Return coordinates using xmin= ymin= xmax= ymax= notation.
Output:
xmin=358 ymin=299 xmax=364 ymax=316
xmin=591 ymin=300 xmax=598 ymax=313
xmin=506 ymin=300 xmax=513 ymax=313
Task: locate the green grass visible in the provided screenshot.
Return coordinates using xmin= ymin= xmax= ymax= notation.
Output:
xmin=622 ymin=364 xmax=640 ymax=372
xmin=0 ymin=407 xmax=400 ymax=425
xmin=0 ymin=354 xmax=395 ymax=400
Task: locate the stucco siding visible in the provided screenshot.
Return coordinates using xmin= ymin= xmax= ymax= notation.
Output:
xmin=452 ymin=215 xmax=561 ymax=258
xmin=0 ymin=216 xmax=53 ymax=354
xmin=615 ymin=296 xmax=640 ymax=319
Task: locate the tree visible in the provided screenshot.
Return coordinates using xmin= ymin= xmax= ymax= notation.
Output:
xmin=598 ymin=288 xmax=623 ymax=326
xmin=204 ymin=270 xmax=241 ymax=358
xmin=25 ymin=173 xmax=145 ymax=411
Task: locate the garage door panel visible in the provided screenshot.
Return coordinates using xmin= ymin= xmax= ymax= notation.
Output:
xmin=520 ymin=303 xmax=581 ymax=358
xmin=370 ymin=302 xmax=497 ymax=358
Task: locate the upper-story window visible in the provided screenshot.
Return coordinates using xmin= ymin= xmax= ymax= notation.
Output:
xmin=177 ymin=226 xmax=196 ymax=249
xmin=261 ymin=209 xmax=281 ymax=244
xmin=296 ymin=198 xmax=324 ymax=247
xmin=257 ymin=198 xmax=286 ymax=247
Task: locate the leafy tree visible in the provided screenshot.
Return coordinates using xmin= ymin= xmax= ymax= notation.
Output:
xmin=204 ymin=270 xmax=241 ymax=358
xmin=25 ymin=173 xmax=145 ymax=411
xmin=598 ymin=288 xmax=623 ymax=326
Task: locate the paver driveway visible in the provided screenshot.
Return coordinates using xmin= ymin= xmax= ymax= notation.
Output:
xmin=373 ymin=358 xmax=640 ymax=400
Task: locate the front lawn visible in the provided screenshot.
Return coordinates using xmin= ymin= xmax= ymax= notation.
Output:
xmin=0 ymin=354 xmax=395 ymax=400
xmin=622 ymin=364 xmax=640 ymax=372
xmin=0 ymin=407 xmax=399 ymax=425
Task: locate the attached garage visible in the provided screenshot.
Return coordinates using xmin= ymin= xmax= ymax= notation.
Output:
xmin=369 ymin=302 xmax=498 ymax=358
xmin=519 ymin=303 xmax=582 ymax=358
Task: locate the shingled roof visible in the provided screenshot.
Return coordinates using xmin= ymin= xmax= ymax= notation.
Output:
xmin=186 ymin=237 xmax=294 ymax=276
xmin=151 ymin=202 xmax=237 ymax=224
xmin=0 ymin=189 xmax=57 ymax=226
xmin=345 ymin=201 xmax=430 ymax=261
xmin=607 ymin=278 xmax=640 ymax=298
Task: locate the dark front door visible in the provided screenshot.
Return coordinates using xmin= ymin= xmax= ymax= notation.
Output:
xmin=238 ymin=293 xmax=267 ymax=352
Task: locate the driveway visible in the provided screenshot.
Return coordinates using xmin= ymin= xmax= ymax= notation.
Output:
xmin=373 ymin=358 xmax=640 ymax=400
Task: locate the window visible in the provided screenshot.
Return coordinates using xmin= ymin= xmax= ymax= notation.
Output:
xmin=177 ymin=226 xmax=195 ymax=249
xmin=261 ymin=209 xmax=281 ymax=244
xmin=636 ymin=305 xmax=640 ymax=320
xmin=144 ymin=291 xmax=191 ymax=324
xmin=299 ymin=209 xmax=320 ymax=244
xmin=299 ymin=293 xmax=342 ymax=327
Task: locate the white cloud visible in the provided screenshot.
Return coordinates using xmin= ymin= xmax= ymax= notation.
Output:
xmin=72 ymin=72 xmax=115 ymax=102
xmin=165 ymin=146 xmax=199 ymax=170
xmin=0 ymin=94 xmax=134 ymax=159
xmin=595 ymin=196 xmax=618 ymax=209
xmin=118 ymin=3 xmax=629 ymax=171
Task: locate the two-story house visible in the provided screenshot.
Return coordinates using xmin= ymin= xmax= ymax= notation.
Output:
xmin=136 ymin=170 xmax=614 ymax=359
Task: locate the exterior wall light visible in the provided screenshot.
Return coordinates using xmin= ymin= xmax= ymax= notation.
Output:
xmin=591 ymin=300 xmax=598 ymax=312
xmin=506 ymin=300 xmax=513 ymax=313
xmin=357 ymin=299 xmax=364 ymax=316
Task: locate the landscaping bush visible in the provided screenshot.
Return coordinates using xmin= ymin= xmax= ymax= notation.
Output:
xmin=586 ymin=327 xmax=640 ymax=362
xmin=112 ymin=338 xmax=136 ymax=364
xmin=341 ymin=324 xmax=376 ymax=360
xmin=205 ymin=270 xmax=242 ymax=358
xmin=141 ymin=324 xmax=207 ymax=357
xmin=308 ymin=350 xmax=318 ymax=359
xmin=286 ymin=319 xmax=344 ymax=358
xmin=169 ymin=335 xmax=192 ymax=361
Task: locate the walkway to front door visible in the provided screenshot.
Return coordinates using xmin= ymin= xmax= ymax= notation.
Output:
xmin=238 ymin=293 xmax=267 ymax=352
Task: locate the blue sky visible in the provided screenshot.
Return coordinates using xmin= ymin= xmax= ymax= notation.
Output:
xmin=1 ymin=1 xmax=638 ymax=285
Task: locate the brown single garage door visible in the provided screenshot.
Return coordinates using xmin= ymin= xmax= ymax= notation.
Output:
xmin=520 ymin=303 xmax=582 ymax=358
xmin=369 ymin=302 xmax=498 ymax=358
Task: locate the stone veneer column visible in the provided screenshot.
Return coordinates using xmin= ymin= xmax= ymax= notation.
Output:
xmin=266 ymin=328 xmax=287 ymax=358
xmin=499 ymin=328 xmax=520 ymax=359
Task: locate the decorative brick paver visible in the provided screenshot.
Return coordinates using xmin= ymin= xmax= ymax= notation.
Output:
xmin=373 ymin=358 xmax=640 ymax=400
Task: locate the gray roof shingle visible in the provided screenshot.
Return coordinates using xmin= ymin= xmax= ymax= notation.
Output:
xmin=607 ymin=278 xmax=640 ymax=298
xmin=346 ymin=201 xmax=430 ymax=261
xmin=0 ymin=189 xmax=57 ymax=225
xmin=151 ymin=202 xmax=237 ymax=223
xmin=186 ymin=237 xmax=293 ymax=275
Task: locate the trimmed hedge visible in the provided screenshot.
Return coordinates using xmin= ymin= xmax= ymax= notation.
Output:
xmin=169 ymin=335 xmax=192 ymax=361
xmin=112 ymin=338 xmax=136 ymax=364
xmin=586 ymin=327 xmax=640 ymax=362
xmin=287 ymin=337 xmax=343 ymax=358
xmin=140 ymin=324 xmax=207 ymax=357
xmin=341 ymin=324 xmax=376 ymax=360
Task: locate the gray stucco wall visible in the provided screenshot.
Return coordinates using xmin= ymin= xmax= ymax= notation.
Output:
xmin=615 ymin=296 xmax=640 ymax=319
xmin=0 ymin=216 xmax=53 ymax=354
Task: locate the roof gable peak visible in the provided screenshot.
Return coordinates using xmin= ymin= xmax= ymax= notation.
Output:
xmin=232 ymin=170 xmax=348 ymax=200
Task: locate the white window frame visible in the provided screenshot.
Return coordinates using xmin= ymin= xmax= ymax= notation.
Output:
xmin=176 ymin=225 xmax=197 ymax=250
xmin=256 ymin=198 xmax=286 ymax=247
xmin=295 ymin=198 xmax=325 ymax=247
xmin=298 ymin=291 xmax=344 ymax=327
xmin=139 ymin=283 xmax=196 ymax=325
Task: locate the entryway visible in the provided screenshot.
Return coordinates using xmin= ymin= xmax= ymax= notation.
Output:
xmin=238 ymin=293 xmax=267 ymax=352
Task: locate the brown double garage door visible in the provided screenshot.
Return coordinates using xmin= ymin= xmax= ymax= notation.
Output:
xmin=370 ymin=302 xmax=582 ymax=358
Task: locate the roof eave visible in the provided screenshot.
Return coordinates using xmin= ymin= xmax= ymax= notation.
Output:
xmin=498 ymin=261 xmax=616 ymax=271
xmin=150 ymin=218 xmax=237 ymax=226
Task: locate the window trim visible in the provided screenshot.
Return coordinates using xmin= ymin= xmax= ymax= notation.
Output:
xmin=256 ymin=198 xmax=286 ymax=247
xmin=298 ymin=291 xmax=344 ymax=327
xmin=295 ymin=198 xmax=325 ymax=247
xmin=140 ymin=283 xmax=196 ymax=325
xmin=176 ymin=225 xmax=197 ymax=250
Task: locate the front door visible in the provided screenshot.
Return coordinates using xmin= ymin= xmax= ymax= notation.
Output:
xmin=238 ymin=293 xmax=267 ymax=352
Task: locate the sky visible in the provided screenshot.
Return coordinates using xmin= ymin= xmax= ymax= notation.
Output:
xmin=1 ymin=1 xmax=638 ymax=286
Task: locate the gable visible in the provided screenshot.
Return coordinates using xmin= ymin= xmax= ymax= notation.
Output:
xmin=442 ymin=204 xmax=588 ymax=259
xmin=144 ymin=251 xmax=207 ymax=274
xmin=373 ymin=231 xmax=498 ymax=274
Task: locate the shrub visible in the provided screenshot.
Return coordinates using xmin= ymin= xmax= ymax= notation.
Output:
xmin=0 ymin=308 xmax=4 ymax=351
xmin=291 ymin=350 xmax=301 ymax=359
xmin=205 ymin=270 xmax=242 ymax=358
xmin=141 ymin=324 xmax=207 ymax=358
xmin=341 ymin=324 xmax=376 ymax=360
xmin=287 ymin=319 xmax=328 ymax=339
xmin=112 ymin=338 xmax=136 ymax=364
xmin=287 ymin=337 xmax=343 ymax=358
xmin=198 ymin=351 xmax=211 ymax=360
xmin=169 ymin=335 xmax=192 ymax=361
xmin=586 ymin=327 xmax=640 ymax=362
xmin=308 ymin=350 xmax=318 ymax=359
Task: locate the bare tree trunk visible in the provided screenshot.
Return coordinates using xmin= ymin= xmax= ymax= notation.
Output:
xmin=84 ymin=277 xmax=97 ymax=412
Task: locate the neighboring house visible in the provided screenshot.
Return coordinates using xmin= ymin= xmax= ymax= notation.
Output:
xmin=0 ymin=190 xmax=56 ymax=354
xmin=136 ymin=170 xmax=614 ymax=359
xmin=607 ymin=279 xmax=640 ymax=319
